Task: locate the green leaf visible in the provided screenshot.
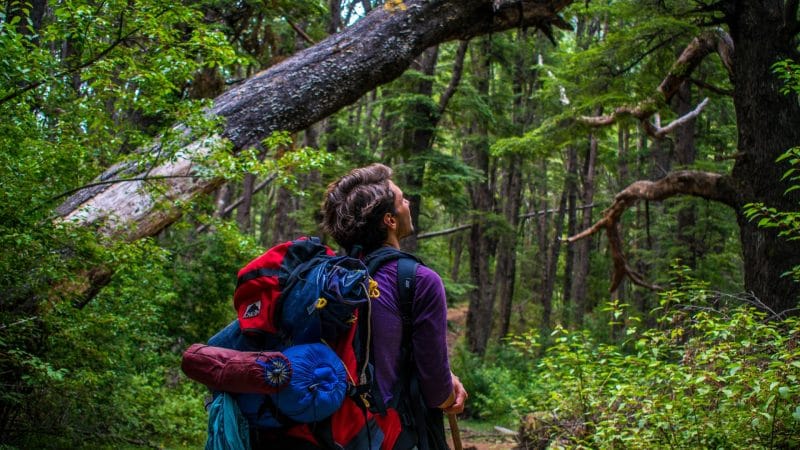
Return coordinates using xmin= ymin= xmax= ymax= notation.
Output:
xmin=779 ymin=386 xmax=790 ymax=399
xmin=784 ymin=185 xmax=800 ymax=195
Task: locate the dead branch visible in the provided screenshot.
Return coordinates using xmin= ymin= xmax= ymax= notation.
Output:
xmin=286 ymin=19 xmax=316 ymax=45
xmin=417 ymin=223 xmax=472 ymax=239
xmin=56 ymin=0 xmax=574 ymax=242
xmin=580 ymin=29 xmax=732 ymax=135
xmin=643 ymin=97 xmax=709 ymax=139
xmin=568 ymin=170 xmax=736 ymax=292
xmin=417 ymin=203 xmax=597 ymax=239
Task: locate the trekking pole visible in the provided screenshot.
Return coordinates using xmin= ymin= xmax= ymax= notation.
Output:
xmin=448 ymin=414 xmax=463 ymax=450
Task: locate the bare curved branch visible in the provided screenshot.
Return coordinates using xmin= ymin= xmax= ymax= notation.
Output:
xmin=579 ymin=99 xmax=656 ymax=126
xmin=568 ymin=170 xmax=737 ymax=292
xmin=644 ymin=97 xmax=709 ymax=139
xmin=658 ymin=29 xmax=733 ymax=98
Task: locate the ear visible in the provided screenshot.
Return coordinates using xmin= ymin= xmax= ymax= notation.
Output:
xmin=383 ymin=212 xmax=396 ymax=230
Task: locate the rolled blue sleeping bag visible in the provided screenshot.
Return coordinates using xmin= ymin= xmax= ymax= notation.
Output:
xmin=234 ymin=343 xmax=347 ymax=427
xmin=273 ymin=343 xmax=347 ymax=423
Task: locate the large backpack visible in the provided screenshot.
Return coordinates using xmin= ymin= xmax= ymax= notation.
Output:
xmin=186 ymin=237 xmax=425 ymax=449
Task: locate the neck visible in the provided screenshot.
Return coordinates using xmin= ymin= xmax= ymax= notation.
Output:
xmin=384 ymin=233 xmax=400 ymax=249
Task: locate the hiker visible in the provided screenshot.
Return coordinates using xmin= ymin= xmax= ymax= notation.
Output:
xmin=321 ymin=163 xmax=468 ymax=449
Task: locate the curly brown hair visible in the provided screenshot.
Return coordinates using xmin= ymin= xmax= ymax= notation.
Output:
xmin=321 ymin=163 xmax=396 ymax=254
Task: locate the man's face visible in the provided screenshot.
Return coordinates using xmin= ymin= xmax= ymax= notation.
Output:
xmin=389 ymin=181 xmax=414 ymax=239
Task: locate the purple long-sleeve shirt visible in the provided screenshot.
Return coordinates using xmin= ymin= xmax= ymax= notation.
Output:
xmin=370 ymin=260 xmax=453 ymax=408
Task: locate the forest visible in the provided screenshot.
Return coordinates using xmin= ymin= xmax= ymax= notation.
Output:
xmin=1 ymin=0 xmax=799 ymax=448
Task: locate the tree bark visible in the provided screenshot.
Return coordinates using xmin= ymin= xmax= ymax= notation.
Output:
xmin=673 ymin=81 xmax=700 ymax=268
xmin=541 ymin=181 xmax=568 ymax=332
xmin=213 ymin=183 xmax=234 ymax=219
xmin=464 ymin=37 xmax=497 ymax=356
xmin=272 ymin=187 xmax=300 ymax=244
xmin=561 ymin=146 xmax=578 ymax=326
xmin=56 ymin=0 xmax=572 ymax=241
xmin=236 ymin=174 xmax=256 ymax=233
xmin=571 ymin=132 xmax=598 ymax=325
xmin=569 ymin=170 xmax=739 ymax=292
xmin=497 ymin=31 xmax=529 ymax=338
xmin=727 ymin=0 xmax=800 ymax=313
xmin=401 ymin=45 xmax=440 ymax=253
xmin=496 ymin=154 xmax=523 ymax=338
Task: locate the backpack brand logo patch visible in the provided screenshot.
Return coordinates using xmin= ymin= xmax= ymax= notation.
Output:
xmin=244 ymin=301 xmax=261 ymax=319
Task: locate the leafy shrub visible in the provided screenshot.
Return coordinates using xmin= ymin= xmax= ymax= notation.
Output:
xmin=458 ymin=276 xmax=800 ymax=448
xmin=453 ymin=343 xmax=533 ymax=426
xmin=1 ymin=237 xmax=213 ymax=448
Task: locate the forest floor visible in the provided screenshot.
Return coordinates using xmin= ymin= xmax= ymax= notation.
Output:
xmin=445 ymin=305 xmax=518 ymax=450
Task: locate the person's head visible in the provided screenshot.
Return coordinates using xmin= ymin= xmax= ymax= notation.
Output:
xmin=321 ymin=163 xmax=413 ymax=254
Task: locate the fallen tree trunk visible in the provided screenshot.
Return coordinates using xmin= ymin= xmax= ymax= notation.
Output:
xmin=56 ymin=0 xmax=573 ymax=241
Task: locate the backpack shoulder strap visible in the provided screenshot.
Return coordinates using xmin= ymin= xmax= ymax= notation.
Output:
xmin=364 ymin=247 xmax=415 ymax=274
xmin=363 ymin=247 xmax=420 ymax=330
xmin=395 ymin=256 xmax=417 ymax=329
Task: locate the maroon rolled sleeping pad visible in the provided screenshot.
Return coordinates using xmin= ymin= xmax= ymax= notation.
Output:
xmin=181 ymin=343 xmax=292 ymax=394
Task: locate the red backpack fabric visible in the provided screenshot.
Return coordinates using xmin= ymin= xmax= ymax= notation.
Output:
xmin=234 ymin=238 xmax=335 ymax=336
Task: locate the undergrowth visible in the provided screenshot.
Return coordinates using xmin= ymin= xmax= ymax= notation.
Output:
xmin=455 ymin=270 xmax=800 ymax=448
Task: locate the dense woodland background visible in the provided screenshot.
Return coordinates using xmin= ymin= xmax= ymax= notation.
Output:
xmin=1 ymin=0 xmax=799 ymax=448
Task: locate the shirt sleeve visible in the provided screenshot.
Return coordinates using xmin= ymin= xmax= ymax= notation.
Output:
xmin=410 ymin=264 xmax=453 ymax=408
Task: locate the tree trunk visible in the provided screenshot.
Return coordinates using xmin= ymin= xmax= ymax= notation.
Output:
xmin=534 ymin=160 xmax=550 ymax=326
xmin=328 ymin=0 xmax=342 ymax=34
xmin=259 ymin=186 xmax=277 ymax=247
xmin=541 ymin=179 xmax=568 ymax=332
xmin=497 ymin=154 xmax=523 ymax=338
xmin=236 ymin=174 xmax=256 ymax=233
xmin=272 ymin=187 xmax=300 ymax=244
xmin=464 ymin=37 xmax=497 ymax=356
xmin=213 ymin=183 xmax=234 ymax=219
xmin=450 ymin=230 xmax=464 ymax=282
xmin=561 ymin=146 xmax=578 ymax=327
xmin=571 ymin=132 xmax=598 ymax=325
xmin=402 ymin=45 xmax=440 ymax=253
xmin=56 ymin=0 xmax=572 ymax=242
xmin=727 ymin=0 xmax=800 ymax=313
xmin=497 ymin=31 xmax=530 ymax=337
xmin=672 ymin=81 xmax=700 ymax=268
xmin=364 ymin=90 xmax=379 ymax=150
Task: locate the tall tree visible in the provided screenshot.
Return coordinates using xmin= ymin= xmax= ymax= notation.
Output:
xmin=570 ymin=1 xmax=800 ymax=313
xmin=464 ymin=37 xmax=498 ymax=356
xmin=497 ymin=30 xmax=532 ymax=338
xmin=726 ymin=0 xmax=800 ymax=312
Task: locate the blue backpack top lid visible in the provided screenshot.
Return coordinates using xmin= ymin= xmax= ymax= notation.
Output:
xmin=274 ymin=343 xmax=348 ymax=423
xmin=281 ymin=257 xmax=370 ymax=344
